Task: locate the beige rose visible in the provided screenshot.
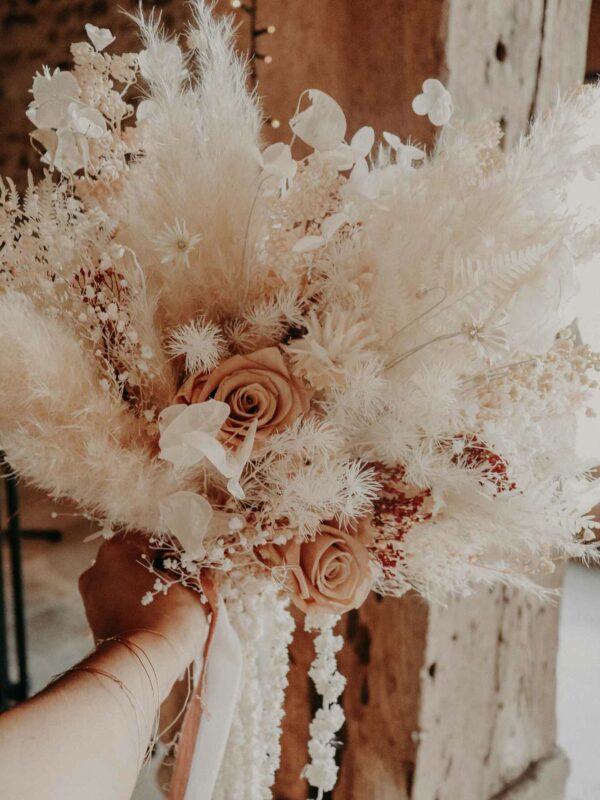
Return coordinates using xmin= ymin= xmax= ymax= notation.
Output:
xmin=175 ymin=346 xmax=312 ymax=447
xmin=257 ymin=522 xmax=373 ymax=614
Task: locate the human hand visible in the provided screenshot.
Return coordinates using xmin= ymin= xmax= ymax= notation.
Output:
xmin=79 ymin=535 xmax=208 ymax=671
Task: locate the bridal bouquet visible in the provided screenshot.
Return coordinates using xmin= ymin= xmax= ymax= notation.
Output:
xmin=1 ymin=3 xmax=600 ymax=797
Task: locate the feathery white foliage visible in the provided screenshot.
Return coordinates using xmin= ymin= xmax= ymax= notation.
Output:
xmin=4 ymin=4 xmax=598 ymax=588
xmin=2 ymin=0 xmax=599 ymax=602
xmin=232 ymin=288 xmax=305 ymax=351
xmin=118 ymin=1 xmax=263 ymax=329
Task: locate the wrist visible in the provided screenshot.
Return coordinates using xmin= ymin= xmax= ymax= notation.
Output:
xmin=126 ymin=599 xmax=208 ymax=672
xmin=118 ymin=629 xmax=193 ymax=703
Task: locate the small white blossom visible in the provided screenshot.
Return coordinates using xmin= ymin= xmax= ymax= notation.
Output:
xmin=158 ymin=402 xmax=256 ymax=500
xmin=258 ymin=143 xmax=297 ymax=191
xmin=27 ymin=68 xmax=81 ymax=129
xmin=462 ymin=312 xmax=510 ymax=362
xmin=290 ymin=89 xmax=347 ymax=151
xmin=85 ymin=23 xmax=115 ymax=53
xmin=383 ymin=131 xmax=426 ymax=167
xmin=154 ymin=218 xmax=202 ymax=268
xmin=412 ymin=78 xmax=453 ymax=125
xmin=159 ymin=491 xmax=213 ymax=560
xmin=68 ymin=103 xmax=107 ymax=139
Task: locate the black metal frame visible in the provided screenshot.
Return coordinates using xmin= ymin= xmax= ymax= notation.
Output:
xmin=0 ymin=456 xmax=61 ymax=712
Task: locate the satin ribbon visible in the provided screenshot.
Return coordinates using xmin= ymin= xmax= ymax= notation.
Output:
xmin=168 ymin=587 xmax=243 ymax=800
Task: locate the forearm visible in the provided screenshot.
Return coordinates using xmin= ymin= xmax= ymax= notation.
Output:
xmin=0 ymin=629 xmax=194 ymax=800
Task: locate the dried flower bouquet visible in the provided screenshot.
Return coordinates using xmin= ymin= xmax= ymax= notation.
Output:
xmin=1 ymin=3 xmax=600 ymax=797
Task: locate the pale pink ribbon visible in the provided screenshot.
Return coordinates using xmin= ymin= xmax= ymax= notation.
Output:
xmin=168 ymin=593 xmax=243 ymax=800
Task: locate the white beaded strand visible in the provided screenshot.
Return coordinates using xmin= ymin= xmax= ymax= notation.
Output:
xmin=303 ymin=614 xmax=346 ymax=799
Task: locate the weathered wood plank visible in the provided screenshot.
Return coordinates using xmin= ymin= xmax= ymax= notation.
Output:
xmin=333 ymin=593 xmax=429 ymax=800
xmin=491 ymin=749 xmax=570 ymax=800
xmin=445 ymin=0 xmax=592 ymax=145
xmin=412 ymin=572 xmax=564 ymax=800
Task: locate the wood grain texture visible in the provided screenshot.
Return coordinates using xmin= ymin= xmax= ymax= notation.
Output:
xmin=491 ymin=748 xmax=569 ymax=800
xmin=446 ymin=0 xmax=592 ymax=146
xmin=413 ymin=574 xmax=564 ymax=800
xmin=587 ymin=0 xmax=600 ymax=77
xmin=255 ymin=0 xmax=448 ymax=148
xmin=333 ymin=593 xmax=429 ymax=800
xmin=536 ymin=0 xmax=593 ymax=112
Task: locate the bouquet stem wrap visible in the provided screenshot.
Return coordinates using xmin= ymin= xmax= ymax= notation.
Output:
xmin=168 ymin=581 xmax=243 ymax=800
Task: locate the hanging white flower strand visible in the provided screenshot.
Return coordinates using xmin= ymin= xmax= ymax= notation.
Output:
xmin=304 ymin=614 xmax=346 ymax=798
xmin=213 ymin=579 xmax=295 ymax=800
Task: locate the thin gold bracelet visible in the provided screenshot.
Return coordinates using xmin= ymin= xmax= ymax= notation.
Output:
xmin=66 ymin=664 xmax=145 ymax=761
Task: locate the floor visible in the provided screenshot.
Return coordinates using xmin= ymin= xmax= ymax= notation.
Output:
xmin=1 ymin=487 xmax=599 ymax=800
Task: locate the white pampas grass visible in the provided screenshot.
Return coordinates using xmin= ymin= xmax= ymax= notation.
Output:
xmin=118 ymin=0 xmax=263 ymax=331
xmin=0 ymin=292 xmax=184 ymax=533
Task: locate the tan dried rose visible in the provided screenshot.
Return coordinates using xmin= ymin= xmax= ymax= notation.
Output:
xmin=175 ymin=346 xmax=312 ymax=447
xmin=257 ymin=522 xmax=373 ymax=614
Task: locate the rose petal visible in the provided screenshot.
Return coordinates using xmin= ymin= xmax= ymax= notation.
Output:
xmin=175 ymin=347 xmax=312 ymax=450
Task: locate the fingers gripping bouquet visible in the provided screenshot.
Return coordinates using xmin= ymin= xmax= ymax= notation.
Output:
xmin=1 ymin=3 xmax=600 ymax=797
